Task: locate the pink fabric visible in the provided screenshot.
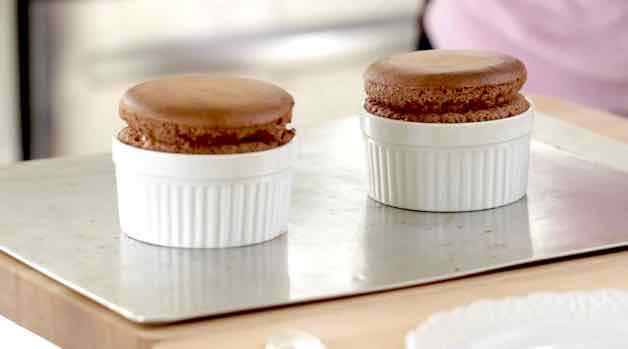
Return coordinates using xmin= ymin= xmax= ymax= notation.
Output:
xmin=425 ymin=0 xmax=628 ymax=115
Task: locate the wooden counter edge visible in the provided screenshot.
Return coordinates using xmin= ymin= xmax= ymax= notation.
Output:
xmin=529 ymin=94 xmax=628 ymax=143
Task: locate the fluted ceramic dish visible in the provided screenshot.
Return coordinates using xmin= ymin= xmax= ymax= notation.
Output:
xmin=112 ymin=136 xmax=298 ymax=248
xmin=360 ymin=101 xmax=534 ymax=212
xmin=406 ymin=289 xmax=628 ymax=349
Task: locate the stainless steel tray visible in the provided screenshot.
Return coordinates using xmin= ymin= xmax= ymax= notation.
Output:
xmin=1 ymin=117 xmax=628 ymax=324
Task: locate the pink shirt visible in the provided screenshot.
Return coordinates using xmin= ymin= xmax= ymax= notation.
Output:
xmin=425 ymin=0 xmax=628 ymax=115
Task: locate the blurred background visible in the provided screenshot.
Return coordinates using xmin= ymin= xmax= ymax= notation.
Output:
xmin=0 ymin=0 xmax=422 ymax=164
xmin=2 ymin=0 xmax=628 ymax=165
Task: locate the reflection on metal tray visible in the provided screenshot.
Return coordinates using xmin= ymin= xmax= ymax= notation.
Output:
xmin=1 ymin=117 xmax=628 ymax=324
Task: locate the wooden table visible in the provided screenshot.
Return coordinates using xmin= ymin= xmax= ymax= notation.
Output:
xmin=2 ymin=96 xmax=628 ymax=349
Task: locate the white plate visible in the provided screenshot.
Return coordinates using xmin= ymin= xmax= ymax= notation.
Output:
xmin=406 ymin=289 xmax=628 ymax=349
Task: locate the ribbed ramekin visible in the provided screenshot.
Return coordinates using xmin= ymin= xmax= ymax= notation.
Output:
xmin=112 ymin=137 xmax=297 ymax=248
xmin=360 ymin=103 xmax=534 ymax=212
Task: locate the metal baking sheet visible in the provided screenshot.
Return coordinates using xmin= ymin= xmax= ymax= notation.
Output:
xmin=1 ymin=116 xmax=628 ymax=324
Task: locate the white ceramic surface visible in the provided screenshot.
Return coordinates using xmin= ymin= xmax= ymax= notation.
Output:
xmin=360 ymin=105 xmax=534 ymax=212
xmin=266 ymin=330 xmax=326 ymax=349
xmin=406 ymin=289 xmax=628 ymax=349
xmin=112 ymin=137 xmax=297 ymax=248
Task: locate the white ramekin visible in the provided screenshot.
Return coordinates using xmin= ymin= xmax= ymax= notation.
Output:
xmin=360 ymin=103 xmax=534 ymax=212
xmin=112 ymin=137 xmax=297 ymax=248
